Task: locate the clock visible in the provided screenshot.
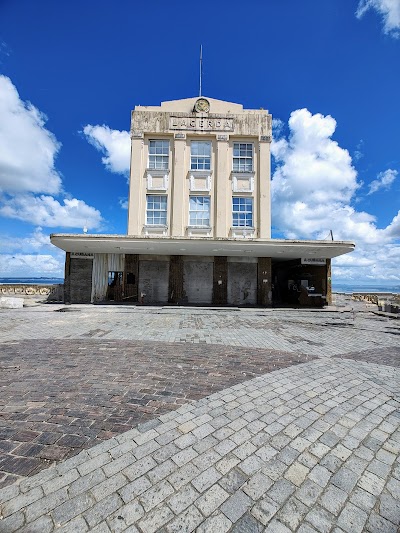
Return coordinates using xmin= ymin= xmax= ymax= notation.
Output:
xmin=194 ymin=98 xmax=210 ymax=113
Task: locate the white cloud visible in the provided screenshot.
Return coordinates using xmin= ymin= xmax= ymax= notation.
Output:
xmin=0 ymin=227 xmax=52 ymax=252
xmin=356 ymin=0 xmax=400 ymax=38
xmin=271 ymin=108 xmax=400 ymax=283
xmin=119 ymin=198 xmax=128 ymax=210
xmin=0 ymin=253 xmax=64 ymax=277
xmin=83 ymin=124 xmax=131 ymax=176
xmin=0 ymin=75 xmax=62 ymax=194
xmin=368 ymin=168 xmax=397 ymax=194
xmin=0 ymin=195 xmax=102 ymax=229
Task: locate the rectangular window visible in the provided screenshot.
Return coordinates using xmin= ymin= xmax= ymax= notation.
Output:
xmin=232 ymin=197 xmax=253 ymax=227
xmin=146 ymin=195 xmax=167 ymax=225
xmin=189 ymin=196 xmax=210 ymax=226
xmin=191 ymin=141 xmax=211 ymax=170
xmin=233 ymin=143 xmax=253 ymax=172
xmin=148 ymin=140 xmax=169 ymax=170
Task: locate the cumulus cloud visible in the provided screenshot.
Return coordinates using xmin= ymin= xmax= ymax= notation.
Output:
xmin=83 ymin=124 xmax=131 ymax=176
xmin=368 ymin=168 xmax=397 ymax=194
xmin=0 ymin=75 xmax=62 ymax=194
xmin=0 ymin=253 xmax=64 ymax=277
xmin=271 ymin=108 xmax=400 ymax=282
xmin=356 ymin=0 xmax=400 ymax=38
xmin=0 ymin=195 xmax=102 ymax=229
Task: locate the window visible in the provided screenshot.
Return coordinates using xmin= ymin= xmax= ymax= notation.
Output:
xmin=233 ymin=143 xmax=253 ymax=172
xmin=148 ymin=140 xmax=169 ymax=170
xmin=146 ymin=195 xmax=167 ymax=225
xmin=191 ymin=141 xmax=211 ymax=170
xmin=232 ymin=197 xmax=253 ymax=227
xmin=189 ymin=196 xmax=210 ymax=226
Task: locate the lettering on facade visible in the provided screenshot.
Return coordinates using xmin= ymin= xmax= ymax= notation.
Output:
xmin=169 ymin=116 xmax=234 ymax=132
xmin=71 ymin=252 xmax=94 ymax=259
xmin=301 ymin=258 xmax=326 ymax=265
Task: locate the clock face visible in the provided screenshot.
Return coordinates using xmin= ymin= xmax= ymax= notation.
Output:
xmin=195 ymin=98 xmax=210 ymax=113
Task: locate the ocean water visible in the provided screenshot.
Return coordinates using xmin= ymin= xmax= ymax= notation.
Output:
xmin=332 ymin=284 xmax=400 ymax=294
xmin=0 ymin=277 xmax=64 ymax=285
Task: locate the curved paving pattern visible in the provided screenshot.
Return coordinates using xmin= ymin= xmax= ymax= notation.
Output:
xmin=0 ymin=298 xmax=399 ymax=531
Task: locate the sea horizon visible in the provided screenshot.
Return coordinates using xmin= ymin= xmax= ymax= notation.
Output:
xmin=0 ymin=277 xmax=399 ymax=294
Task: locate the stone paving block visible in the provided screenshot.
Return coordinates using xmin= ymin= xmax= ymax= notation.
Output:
xmin=320 ymin=484 xmax=348 ymax=515
xmin=167 ymin=462 xmax=200 ymax=490
xmin=284 ymin=462 xmax=309 ymax=486
xmin=1 ymin=486 xmax=43 ymax=517
xmin=219 ymin=467 xmax=248 ymax=494
xmin=17 ymin=515 xmax=54 ymax=533
xmin=263 ymin=518 xmax=292 ymax=532
xmin=123 ymin=456 xmax=157 ymax=481
xmin=77 ymin=452 xmax=111 ymax=477
xmin=305 ymin=505 xmax=335 ymax=533
xmin=196 ymin=512 xmax=232 ymax=533
xmin=220 ymin=489 xmax=252 ymax=522
xmin=278 ymin=496 xmax=308 ymax=530
xmin=52 ymin=492 xmax=94 ymax=526
xmin=91 ymin=472 xmax=127 ymax=502
xmin=0 ymin=511 xmax=25 ymax=533
xmin=84 ymin=493 xmax=124 ymax=528
xmin=119 ymin=475 xmax=152 ymax=503
xmin=366 ymin=511 xmax=398 ymax=532
xmin=337 ymin=502 xmax=368 ymax=533
xmin=165 ymin=504 xmax=203 ymax=532
xmin=139 ymin=479 xmax=174 ymax=512
xmin=379 ymin=492 xmax=400 ymax=525
xmin=106 ymin=500 xmax=144 ymax=531
xmin=331 ymin=466 xmax=359 ymax=492
xmin=167 ymin=483 xmax=199 ymax=515
xmin=196 ymin=483 xmax=229 ymax=516
xmin=216 ymin=454 xmax=241 ymax=475
xmin=267 ymin=478 xmax=296 ymax=505
xmin=192 ymin=466 xmax=221 ymax=493
xmin=137 ymin=504 xmax=174 ymax=533
xmin=68 ymin=468 xmax=106 ymax=498
xmin=25 ymin=487 xmax=69 ymax=522
xmin=251 ymin=495 xmax=280 ymax=525
xmin=357 ymin=470 xmax=386 ymax=496
xmin=55 ymin=515 xmax=89 ymax=533
xmin=242 ymin=471 xmax=273 ymax=500
xmin=230 ymin=512 xmax=263 ymax=532
xmin=295 ymin=478 xmax=324 ymax=507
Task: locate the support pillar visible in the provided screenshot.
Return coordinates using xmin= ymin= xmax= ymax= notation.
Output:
xmin=213 ymin=256 xmax=227 ymax=305
xmin=169 ymin=255 xmax=185 ymax=304
xmin=257 ymin=257 xmax=272 ymax=306
xmin=64 ymin=252 xmax=71 ymax=304
xmin=326 ymin=258 xmax=332 ymax=305
xmin=124 ymin=254 xmax=139 ymax=301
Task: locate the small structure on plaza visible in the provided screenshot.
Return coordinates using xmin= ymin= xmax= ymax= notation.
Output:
xmin=51 ymin=96 xmax=354 ymax=305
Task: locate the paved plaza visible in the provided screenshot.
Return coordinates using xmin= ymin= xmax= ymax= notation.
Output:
xmin=0 ymin=296 xmax=399 ymax=532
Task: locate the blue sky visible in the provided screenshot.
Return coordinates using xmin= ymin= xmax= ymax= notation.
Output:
xmin=0 ymin=0 xmax=399 ymax=287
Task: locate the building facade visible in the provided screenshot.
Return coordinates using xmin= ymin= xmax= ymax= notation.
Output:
xmin=51 ymin=96 xmax=355 ymax=306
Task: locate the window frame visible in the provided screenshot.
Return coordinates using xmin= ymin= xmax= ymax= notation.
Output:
xmin=148 ymin=140 xmax=169 ymax=171
xmin=233 ymin=142 xmax=253 ymax=172
xmin=190 ymin=141 xmax=212 ymax=171
xmin=146 ymin=195 xmax=168 ymax=226
xmin=189 ymin=195 xmax=211 ymax=227
xmin=232 ymin=197 xmax=254 ymax=228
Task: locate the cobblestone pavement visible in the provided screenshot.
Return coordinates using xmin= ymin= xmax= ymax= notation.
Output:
xmin=0 ymin=340 xmax=314 ymax=486
xmin=0 ymin=299 xmax=399 ymax=531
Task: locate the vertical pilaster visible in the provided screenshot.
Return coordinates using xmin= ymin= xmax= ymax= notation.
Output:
xmin=213 ymin=256 xmax=227 ymax=305
xmin=257 ymin=257 xmax=272 ymax=306
xmin=171 ymin=137 xmax=186 ymax=236
xmin=127 ymin=136 xmax=144 ymax=235
xmin=258 ymin=141 xmax=271 ymax=238
xmin=215 ymin=138 xmax=229 ymax=238
xmin=169 ymin=255 xmax=185 ymax=304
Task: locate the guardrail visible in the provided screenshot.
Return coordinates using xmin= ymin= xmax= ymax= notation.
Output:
xmin=0 ymin=284 xmax=64 ymax=301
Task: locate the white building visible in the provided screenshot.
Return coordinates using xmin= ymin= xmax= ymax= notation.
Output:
xmin=51 ymin=96 xmax=354 ymax=305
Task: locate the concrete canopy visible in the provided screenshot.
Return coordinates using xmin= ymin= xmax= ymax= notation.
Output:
xmin=50 ymin=234 xmax=355 ymax=260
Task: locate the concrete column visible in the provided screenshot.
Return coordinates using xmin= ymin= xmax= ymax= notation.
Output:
xmin=326 ymin=258 xmax=332 ymax=304
xmin=257 ymin=257 xmax=272 ymax=306
xmin=171 ymin=137 xmax=186 ymax=236
xmin=215 ymin=138 xmax=229 ymax=238
xmin=64 ymin=252 xmax=71 ymax=304
xmin=127 ymin=137 xmax=144 ymax=235
xmin=169 ymin=256 xmax=185 ymax=304
xmin=124 ymin=254 xmax=139 ymax=301
xmin=213 ymin=256 xmax=227 ymax=305
xmin=258 ymin=141 xmax=271 ymax=238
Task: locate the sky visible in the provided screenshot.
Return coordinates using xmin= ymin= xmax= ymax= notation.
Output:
xmin=0 ymin=0 xmax=399 ymax=288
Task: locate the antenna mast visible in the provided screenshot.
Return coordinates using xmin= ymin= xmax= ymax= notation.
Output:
xmin=199 ymin=45 xmax=203 ymax=97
